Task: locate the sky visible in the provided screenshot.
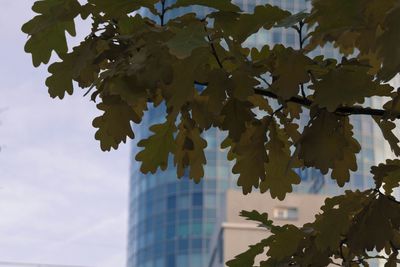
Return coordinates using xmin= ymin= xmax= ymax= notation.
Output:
xmin=0 ymin=1 xmax=130 ymax=266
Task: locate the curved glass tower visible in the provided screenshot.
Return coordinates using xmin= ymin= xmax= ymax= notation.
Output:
xmin=129 ymin=107 xmax=234 ymax=267
xmin=128 ymin=1 xmax=389 ymax=267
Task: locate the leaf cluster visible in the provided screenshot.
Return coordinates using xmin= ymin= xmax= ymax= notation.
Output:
xmin=22 ymin=0 xmax=400 ymax=265
xmin=228 ymin=189 xmax=400 ymax=267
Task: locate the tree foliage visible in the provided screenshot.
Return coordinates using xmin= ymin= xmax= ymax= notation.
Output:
xmin=23 ymin=0 xmax=400 ymax=265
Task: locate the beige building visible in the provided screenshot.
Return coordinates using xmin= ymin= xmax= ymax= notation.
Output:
xmin=208 ymin=190 xmax=328 ymax=267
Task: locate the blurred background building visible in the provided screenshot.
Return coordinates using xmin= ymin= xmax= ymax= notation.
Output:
xmin=127 ymin=1 xmax=392 ymax=267
xmin=208 ymin=190 xmax=326 ymax=267
xmin=0 ymin=262 xmax=90 ymax=267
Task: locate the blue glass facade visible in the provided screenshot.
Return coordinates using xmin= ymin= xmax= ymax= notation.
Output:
xmin=129 ymin=106 xmax=235 ymax=267
xmin=128 ymin=1 xmax=384 ymax=266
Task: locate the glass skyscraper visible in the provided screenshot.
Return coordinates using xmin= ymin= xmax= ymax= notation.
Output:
xmin=128 ymin=1 xmax=389 ymax=266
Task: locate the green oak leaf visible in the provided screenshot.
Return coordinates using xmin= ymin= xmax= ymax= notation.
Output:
xmin=312 ymin=64 xmax=392 ymax=112
xmin=88 ymin=0 xmax=158 ymax=17
xmin=270 ymin=46 xmax=313 ymax=100
xmin=267 ymin=225 xmax=304 ymax=261
xmin=275 ymin=11 xmax=309 ymax=28
xmin=232 ymin=70 xmax=259 ymax=101
xmin=226 ymin=239 xmax=270 ymax=267
xmin=102 ymin=75 xmax=148 ymax=118
xmin=171 ymin=0 xmax=241 ymax=12
xmin=167 ymin=18 xmax=208 ymax=59
xmin=135 ymin=121 xmax=177 ymax=173
xmin=307 ymin=0 xmax=365 ymax=50
xmin=232 ymin=119 xmax=268 ymax=194
xmin=248 ymin=95 xmax=273 ymax=114
xmin=45 ymin=38 xmax=103 ymax=98
xmin=240 ymin=210 xmax=274 ymax=228
xmin=385 ymin=252 xmax=399 ymax=267
xmin=373 ymin=117 xmax=400 ymax=157
xmin=313 ymin=209 xmax=350 ymax=251
xmin=211 ymin=4 xmax=290 ymax=43
xmin=163 ymin=47 xmax=210 ymax=118
xmin=260 ymin=120 xmax=301 ymax=200
xmin=221 ymin=99 xmax=255 ymax=141
xmin=117 ymin=15 xmax=151 ymax=35
xmin=371 ymin=159 xmax=400 ymax=195
xmin=93 ymin=96 xmax=141 ymax=151
xmin=174 ymin=113 xmax=207 ymax=182
xmin=377 ymin=6 xmax=400 ymax=82
xmin=347 ymin=196 xmax=395 ymax=252
xmin=298 ymin=110 xmax=360 ymax=186
xmin=22 ymin=0 xmax=81 ymax=66
xmin=200 ymin=69 xmax=231 ymax=114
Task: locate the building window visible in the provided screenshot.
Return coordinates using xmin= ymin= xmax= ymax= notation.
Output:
xmin=177 ymin=253 xmax=189 ymax=266
xmin=192 ymin=209 xmax=203 ymax=220
xmin=178 ymin=238 xmax=189 ymax=251
xmin=178 ymin=209 xmax=189 ymax=222
xmin=191 ymin=223 xmax=203 ymax=236
xmin=205 ymin=194 xmax=216 ymax=208
xmin=178 ymin=223 xmax=189 ymax=237
xmin=177 ymin=194 xmax=190 ymax=209
xmin=167 ymin=195 xmax=176 ymax=210
xmin=167 ymin=254 xmax=175 ymax=267
xmin=286 ymin=32 xmax=296 ymax=47
xmin=204 ymin=222 xmax=215 ymax=236
xmin=191 ymin=254 xmax=203 ymax=267
xmin=191 ymin=238 xmax=203 ymax=250
xmin=273 ymin=207 xmax=299 ymax=220
xmin=193 ymin=193 xmax=203 ymax=206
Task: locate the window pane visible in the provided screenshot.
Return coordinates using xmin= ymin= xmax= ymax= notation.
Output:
xmin=167 ymin=195 xmax=176 ymax=210
xmin=191 ymin=254 xmax=203 ymax=267
xmin=193 ymin=193 xmax=203 ymax=206
xmin=177 ymin=194 xmax=190 ymax=209
xmin=191 ymin=223 xmax=202 ymax=236
xmin=178 ymin=210 xmax=189 ymax=222
xmin=167 ymin=254 xmax=175 ymax=267
xmin=191 ymin=238 xmax=202 ymax=250
xmin=192 ymin=209 xmax=203 ymax=220
xmin=205 ymin=194 xmax=216 ymax=209
xmin=178 ymin=223 xmax=189 ymax=237
xmin=177 ymin=254 xmax=189 ymax=266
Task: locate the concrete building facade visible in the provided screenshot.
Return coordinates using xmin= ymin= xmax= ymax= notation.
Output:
xmin=208 ymin=190 xmax=327 ymax=267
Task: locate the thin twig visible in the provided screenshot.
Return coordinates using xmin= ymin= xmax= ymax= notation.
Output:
xmin=83 ymin=85 xmax=95 ymax=97
xmin=374 ymin=189 xmax=400 ymax=205
xmin=300 ymin=84 xmax=306 ymax=99
xmin=272 ymin=105 xmax=284 ymax=117
xmin=159 ymin=0 xmax=166 ymax=26
xmin=204 ymin=25 xmax=224 ymax=69
xmin=298 ymin=20 xmax=305 ymax=50
xmin=295 ymin=21 xmax=307 ymax=99
xmin=258 ymin=75 xmax=271 ymax=87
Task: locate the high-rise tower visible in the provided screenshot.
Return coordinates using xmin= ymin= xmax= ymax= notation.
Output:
xmin=127 ymin=1 xmax=388 ymax=266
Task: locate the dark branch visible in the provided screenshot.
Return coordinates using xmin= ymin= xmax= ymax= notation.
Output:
xmin=193 ymin=83 xmax=395 ymax=118
xmin=254 ymin=88 xmax=394 ymax=118
xmin=257 ymin=75 xmax=272 ymax=87
xmin=298 ymin=20 xmax=305 ymax=50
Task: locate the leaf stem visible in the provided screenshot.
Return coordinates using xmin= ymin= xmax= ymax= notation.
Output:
xmin=204 ymin=25 xmax=224 ymax=69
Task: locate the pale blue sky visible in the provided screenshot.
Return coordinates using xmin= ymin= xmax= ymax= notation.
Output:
xmin=0 ymin=1 xmax=129 ymax=266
